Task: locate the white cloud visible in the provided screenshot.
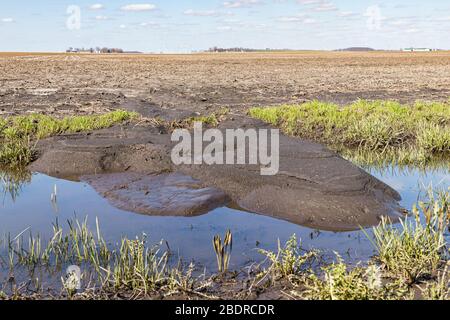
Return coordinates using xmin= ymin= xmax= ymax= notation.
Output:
xmin=313 ymin=2 xmax=337 ymax=12
xmin=277 ymin=13 xmax=315 ymax=24
xmin=140 ymin=22 xmax=159 ymax=27
xmin=217 ymin=25 xmax=233 ymax=31
xmin=119 ymin=24 xmax=127 ymax=29
xmin=89 ymin=4 xmax=104 ymax=10
xmin=339 ymin=11 xmax=355 ymax=17
xmin=389 ymin=19 xmax=410 ymax=26
xmin=223 ymin=0 xmax=263 ymax=9
xmin=121 ymin=4 xmax=156 ymax=12
xmin=297 ymin=0 xmax=322 ymax=4
xmin=303 ymin=18 xmax=316 ymax=24
xmin=222 ymin=18 xmax=240 ymax=23
xmin=95 ymin=15 xmax=108 ymax=20
xmin=278 ymin=16 xmax=304 ymax=22
xmin=297 ymin=0 xmax=337 ymax=12
xmin=277 ymin=13 xmax=306 ymax=22
xmin=1 ymin=18 xmax=14 ymax=23
xmin=183 ymin=9 xmax=219 ymax=17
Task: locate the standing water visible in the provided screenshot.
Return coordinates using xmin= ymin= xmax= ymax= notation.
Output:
xmin=0 ymin=165 xmax=448 ymax=277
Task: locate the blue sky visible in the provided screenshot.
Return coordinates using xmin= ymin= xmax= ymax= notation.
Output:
xmin=0 ymin=0 xmax=449 ymax=52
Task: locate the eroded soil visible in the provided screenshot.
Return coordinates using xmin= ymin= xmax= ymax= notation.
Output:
xmin=2 ymin=52 xmax=449 ymax=230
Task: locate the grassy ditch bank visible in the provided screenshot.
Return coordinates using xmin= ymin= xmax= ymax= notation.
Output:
xmin=249 ymin=100 xmax=450 ymax=167
xmin=0 ymin=110 xmax=138 ymax=167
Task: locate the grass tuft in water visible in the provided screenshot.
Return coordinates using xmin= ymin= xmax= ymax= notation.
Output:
xmin=1 ymin=217 xmax=209 ymax=299
xmin=368 ymin=188 xmax=448 ymax=284
xmin=303 ymin=257 xmax=410 ymax=300
xmin=253 ymin=190 xmax=449 ymax=300
xmin=213 ymin=230 xmax=233 ymax=273
xmin=258 ymin=235 xmax=318 ymax=281
xmin=249 ymin=100 xmax=450 ymax=166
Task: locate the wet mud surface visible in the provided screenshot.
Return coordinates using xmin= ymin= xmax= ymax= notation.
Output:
xmin=2 ymin=52 xmax=449 ymax=230
xmin=30 ymin=117 xmax=402 ymax=231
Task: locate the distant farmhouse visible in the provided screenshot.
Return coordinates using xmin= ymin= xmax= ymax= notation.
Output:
xmin=401 ymin=48 xmax=437 ymax=52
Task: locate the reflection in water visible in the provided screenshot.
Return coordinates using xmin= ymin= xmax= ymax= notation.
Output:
xmin=367 ymin=166 xmax=449 ymax=209
xmin=0 ymin=168 xmax=32 ymax=202
xmin=0 ymin=162 xmax=448 ymax=271
xmin=339 ymin=146 xmax=449 ymax=173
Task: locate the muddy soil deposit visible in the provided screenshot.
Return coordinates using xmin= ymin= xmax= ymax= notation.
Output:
xmin=2 ymin=52 xmax=449 ymax=230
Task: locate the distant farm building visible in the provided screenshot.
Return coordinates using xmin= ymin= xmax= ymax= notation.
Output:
xmin=401 ymin=48 xmax=436 ymax=52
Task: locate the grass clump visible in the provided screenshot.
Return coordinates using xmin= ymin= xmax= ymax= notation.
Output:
xmin=1 ymin=217 xmax=207 ymax=299
xmin=254 ymin=189 xmax=449 ymax=300
xmin=169 ymin=107 xmax=230 ymax=130
xmin=213 ymin=230 xmax=233 ymax=273
xmin=420 ymin=266 xmax=450 ymax=300
xmin=369 ymin=188 xmax=449 ymax=284
xmin=258 ymin=235 xmax=318 ymax=281
xmin=0 ymin=110 xmax=138 ymax=167
xmin=249 ymin=100 xmax=450 ymax=166
xmin=303 ymin=259 xmax=409 ymax=300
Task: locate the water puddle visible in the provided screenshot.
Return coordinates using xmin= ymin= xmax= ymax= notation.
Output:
xmin=0 ymin=165 xmax=449 ymax=273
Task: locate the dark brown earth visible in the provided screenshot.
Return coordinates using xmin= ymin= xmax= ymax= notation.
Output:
xmin=3 ymin=51 xmax=449 ymax=231
xmin=30 ymin=116 xmax=402 ymax=231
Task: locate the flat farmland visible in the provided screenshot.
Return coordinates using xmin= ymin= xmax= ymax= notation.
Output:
xmin=0 ymin=51 xmax=449 ymax=117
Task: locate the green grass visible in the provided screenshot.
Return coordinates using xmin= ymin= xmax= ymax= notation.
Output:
xmin=0 ymin=110 xmax=138 ymax=167
xmin=258 ymin=235 xmax=318 ymax=281
xmin=249 ymin=100 xmax=450 ymax=166
xmin=303 ymin=259 xmax=410 ymax=300
xmin=420 ymin=267 xmax=450 ymax=300
xmin=253 ymin=189 xmax=449 ymax=300
xmin=1 ymin=217 xmax=205 ymax=299
xmin=368 ymin=188 xmax=449 ymax=284
xmin=169 ymin=107 xmax=230 ymax=130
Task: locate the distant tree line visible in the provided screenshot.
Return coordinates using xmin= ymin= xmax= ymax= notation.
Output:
xmin=66 ymin=47 xmax=124 ymax=53
xmin=335 ymin=47 xmax=375 ymax=52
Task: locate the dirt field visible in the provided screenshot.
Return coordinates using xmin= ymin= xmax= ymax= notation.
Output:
xmin=1 ymin=51 xmax=449 ymax=118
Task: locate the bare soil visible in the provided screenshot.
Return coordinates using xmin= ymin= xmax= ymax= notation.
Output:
xmin=1 ymin=51 xmax=449 ymax=118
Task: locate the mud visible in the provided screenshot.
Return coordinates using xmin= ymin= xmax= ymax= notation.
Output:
xmin=29 ymin=116 xmax=402 ymax=231
xmin=4 ymin=52 xmax=447 ymax=230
